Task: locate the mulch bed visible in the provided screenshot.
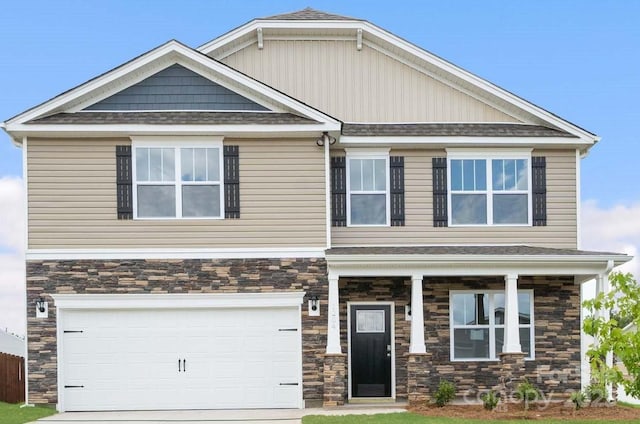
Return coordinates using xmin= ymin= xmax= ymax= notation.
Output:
xmin=410 ymin=402 xmax=640 ymax=420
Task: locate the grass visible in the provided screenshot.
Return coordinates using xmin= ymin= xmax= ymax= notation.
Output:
xmin=0 ymin=402 xmax=56 ymax=424
xmin=301 ymin=412 xmax=640 ymax=424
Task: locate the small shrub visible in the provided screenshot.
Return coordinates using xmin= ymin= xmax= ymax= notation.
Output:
xmin=481 ymin=390 xmax=499 ymax=410
xmin=570 ymin=391 xmax=586 ymax=410
xmin=586 ymin=383 xmax=609 ymax=404
xmin=434 ymin=380 xmax=456 ymax=407
xmin=514 ymin=378 xmax=540 ymax=410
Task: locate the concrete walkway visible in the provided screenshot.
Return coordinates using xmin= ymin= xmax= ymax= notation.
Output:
xmin=35 ymin=405 xmax=407 ymax=424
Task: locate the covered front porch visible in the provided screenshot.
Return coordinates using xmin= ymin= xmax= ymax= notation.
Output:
xmin=321 ymin=246 xmax=631 ymax=407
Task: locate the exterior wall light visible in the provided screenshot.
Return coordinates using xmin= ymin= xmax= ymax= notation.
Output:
xmin=308 ymin=294 xmax=320 ymax=317
xmin=36 ymin=297 xmax=48 ymax=318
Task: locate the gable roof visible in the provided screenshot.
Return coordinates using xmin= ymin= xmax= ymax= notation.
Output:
xmin=2 ymin=39 xmax=340 ymax=144
xmin=199 ymin=9 xmax=598 ymax=146
xmin=264 ymin=7 xmax=359 ymax=21
xmin=341 ymin=123 xmax=577 ymax=138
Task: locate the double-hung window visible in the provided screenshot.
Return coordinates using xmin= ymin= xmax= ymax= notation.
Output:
xmin=450 ymin=290 xmax=534 ymax=361
xmin=133 ymin=139 xmax=224 ymax=219
xmin=347 ymin=153 xmax=390 ymax=226
xmin=449 ymin=152 xmax=531 ymax=226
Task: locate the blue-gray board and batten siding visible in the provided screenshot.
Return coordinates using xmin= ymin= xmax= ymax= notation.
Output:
xmin=85 ymin=64 xmax=270 ymax=111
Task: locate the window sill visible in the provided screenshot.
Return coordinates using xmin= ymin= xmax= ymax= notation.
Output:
xmin=448 ymin=223 xmax=532 ymax=228
xmin=450 ymin=357 xmax=534 ymax=362
xmin=133 ymin=216 xmax=225 ymax=221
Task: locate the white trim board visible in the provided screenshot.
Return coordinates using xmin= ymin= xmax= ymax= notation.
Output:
xmin=26 ymin=247 xmax=326 ymax=260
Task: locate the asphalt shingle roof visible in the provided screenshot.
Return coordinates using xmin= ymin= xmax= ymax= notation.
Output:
xmin=28 ymin=112 xmax=319 ymax=125
xmin=264 ymin=7 xmax=360 ymax=21
xmin=341 ymin=123 xmax=577 ymax=138
xmin=325 ymin=245 xmax=625 ymax=257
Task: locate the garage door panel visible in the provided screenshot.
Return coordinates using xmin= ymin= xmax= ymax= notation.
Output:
xmin=62 ymin=304 xmax=301 ymax=411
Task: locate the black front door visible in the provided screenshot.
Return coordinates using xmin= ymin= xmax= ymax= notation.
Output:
xmin=350 ymin=304 xmax=392 ymax=397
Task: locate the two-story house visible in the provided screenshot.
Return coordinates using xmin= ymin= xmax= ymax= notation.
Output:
xmin=2 ymin=8 xmax=631 ymax=412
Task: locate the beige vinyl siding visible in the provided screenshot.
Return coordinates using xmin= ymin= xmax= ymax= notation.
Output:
xmin=222 ymin=40 xmax=520 ymax=123
xmin=28 ymin=138 xmax=326 ymax=248
xmin=332 ymin=149 xmax=577 ymax=248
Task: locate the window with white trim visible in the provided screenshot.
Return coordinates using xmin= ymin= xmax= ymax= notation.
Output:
xmin=450 ymin=290 xmax=533 ymax=361
xmin=134 ymin=142 xmax=224 ymax=219
xmin=449 ymin=157 xmax=530 ymax=225
xmin=347 ymin=154 xmax=389 ymax=226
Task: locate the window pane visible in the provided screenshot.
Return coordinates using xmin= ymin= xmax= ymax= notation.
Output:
xmin=475 ymin=160 xmax=486 ymax=190
xmin=518 ymin=292 xmax=531 ymax=325
xmin=181 ymin=148 xmax=194 ymax=181
xmin=374 ymin=159 xmax=386 ymax=191
xmin=520 ymin=327 xmax=532 ymax=357
xmin=207 ymin=148 xmax=220 ymax=181
xmin=492 ymin=159 xmax=504 ymax=190
xmin=350 ymin=194 xmax=386 ymax=225
xmin=516 ymin=159 xmax=528 ymax=190
xmin=452 ymin=294 xmax=474 ymax=325
xmin=451 ymin=194 xmax=487 ymax=225
xmin=504 ymin=159 xmax=516 ymax=190
xmin=495 ymin=327 xmax=504 ymax=356
xmin=493 ymin=194 xmax=528 ymax=224
xmin=494 ymin=293 xmax=505 ymax=325
xmin=451 ymin=160 xmax=462 ymax=191
xmin=182 ymin=185 xmax=220 ymax=217
xmin=136 ymin=148 xmax=149 ymax=181
xmin=149 ymin=148 xmax=163 ymax=181
xmin=162 ymin=148 xmax=174 ymax=181
xmin=193 ymin=148 xmax=207 ymax=181
xmin=462 ymin=160 xmax=475 ymax=190
xmin=137 ymin=185 xmax=175 ymax=217
xmin=350 ymin=159 xmax=362 ymax=191
xmin=362 ymin=159 xmax=374 ymax=190
xmin=454 ymin=329 xmax=489 ymax=359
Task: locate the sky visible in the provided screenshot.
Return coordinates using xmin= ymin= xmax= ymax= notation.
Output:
xmin=0 ymin=0 xmax=639 ymax=336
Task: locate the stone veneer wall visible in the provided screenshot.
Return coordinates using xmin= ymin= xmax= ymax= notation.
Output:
xmin=422 ymin=276 xmax=581 ymax=401
xmin=26 ymin=258 xmax=328 ymax=406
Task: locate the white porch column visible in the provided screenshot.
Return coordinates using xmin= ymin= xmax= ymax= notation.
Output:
xmin=326 ymin=272 xmax=342 ymax=354
xmin=503 ymin=273 xmax=522 ymax=353
xmin=409 ymin=274 xmax=427 ymax=354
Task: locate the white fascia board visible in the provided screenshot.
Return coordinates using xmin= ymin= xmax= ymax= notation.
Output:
xmin=200 ymin=19 xmax=597 ymax=143
xmin=325 ymin=253 xmax=631 ymax=265
xmin=52 ymin=292 xmax=305 ymax=310
xmin=26 ymin=247 xmax=326 ymax=260
xmin=4 ymin=40 xmax=339 ymax=130
xmin=339 ymin=136 xmax=592 ymax=148
xmin=7 ymin=122 xmax=340 ymax=139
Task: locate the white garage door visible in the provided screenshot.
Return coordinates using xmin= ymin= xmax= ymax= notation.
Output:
xmin=60 ymin=304 xmax=301 ymax=411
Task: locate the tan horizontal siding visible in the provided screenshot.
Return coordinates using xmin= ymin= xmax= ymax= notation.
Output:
xmin=222 ymin=40 xmax=520 ymax=123
xmin=331 ymin=149 xmax=577 ymax=248
xmin=28 ymin=137 xmax=327 ymax=249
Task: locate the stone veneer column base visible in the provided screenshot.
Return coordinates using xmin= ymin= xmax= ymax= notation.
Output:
xmin=497 ymin=352 xmax=527 ymax=409
xmin=323 ymin=354 xmax=347 ymax=407
xmin=407 ymin=353 xmax=432 ymax=406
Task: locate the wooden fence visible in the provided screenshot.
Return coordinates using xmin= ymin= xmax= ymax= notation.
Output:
xmin=0 ymin=352 xmax=25 ymax=403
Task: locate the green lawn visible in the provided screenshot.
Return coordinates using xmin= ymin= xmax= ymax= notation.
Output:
xmin=302 ymin=412 xmax=640 ymax=424
xmin=0 ymin=402 xmax=56 ymax=424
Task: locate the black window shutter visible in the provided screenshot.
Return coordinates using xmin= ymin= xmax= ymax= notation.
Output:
xmin=331 ymin=156 xmax=347 ymax=227
xmin=532 ymin=156 xmax=547 ymax=226
xmin=116 ymin=145 xmax=133 ymax=220
xmin=390 ymin=156 xmax=405 ymax=226
xmin=432 ymin=157 xmax=448 ymax=227
xmin=224 ymin=145 xmax=240 ymax=219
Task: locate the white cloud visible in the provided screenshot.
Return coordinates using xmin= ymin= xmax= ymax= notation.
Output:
xmin=582 ymin=200 xmax=640 ymax=278
xmin=0 ymin=177 xmax=25 ymax=335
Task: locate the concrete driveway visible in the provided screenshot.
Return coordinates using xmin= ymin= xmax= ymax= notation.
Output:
xmin=34 ymin=406 xmax=407 ymax=424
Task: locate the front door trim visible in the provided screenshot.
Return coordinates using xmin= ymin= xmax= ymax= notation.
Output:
xmin=347 ymin=301 xmax=396 ymax=400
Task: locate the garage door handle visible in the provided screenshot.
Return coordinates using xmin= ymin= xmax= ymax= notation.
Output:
xmin=183 ymin=359 xmax=186 ymax=372
xmin=178 ymin=359 xmax=181 ymax=372
xmin=279 ymin=382 xmax=299 ymax=386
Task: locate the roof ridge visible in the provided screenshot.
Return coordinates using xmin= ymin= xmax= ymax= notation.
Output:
xmin=263 ymin=7 xmax=361 ymax=21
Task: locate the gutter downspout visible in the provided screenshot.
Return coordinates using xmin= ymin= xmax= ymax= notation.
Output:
xmin=20 ymin=136 xmax=33 ymax=407
xmin=324 ymin=133 xmax=332 ymax=250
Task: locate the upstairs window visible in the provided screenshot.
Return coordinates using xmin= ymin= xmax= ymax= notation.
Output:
xmin=449 ymin=155 xmax=531 ymax=226
xmin=347 ymin=153 xmax=389 ymax=226
xmin=133 ymin=140 xmax=224 ymax=219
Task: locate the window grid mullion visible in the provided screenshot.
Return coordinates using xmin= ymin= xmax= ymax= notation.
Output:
xmin=176 ymin=147 xmax=182 ymax=218
xmin=487 ymin=159 xmax=493 ymax=224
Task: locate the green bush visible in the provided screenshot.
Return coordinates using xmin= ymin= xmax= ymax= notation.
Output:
xmin=586 ymin=383 xmax=609 ymax=403
xmin=514 ymin=378 xmax=540 ymax=410
xmin=434 ymin=380 xmax=456 ymax=407
xmin=480 ymin=390 xmax=499 ymax=410
xmin=570 ymin=391 xmax=586 ymax=410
